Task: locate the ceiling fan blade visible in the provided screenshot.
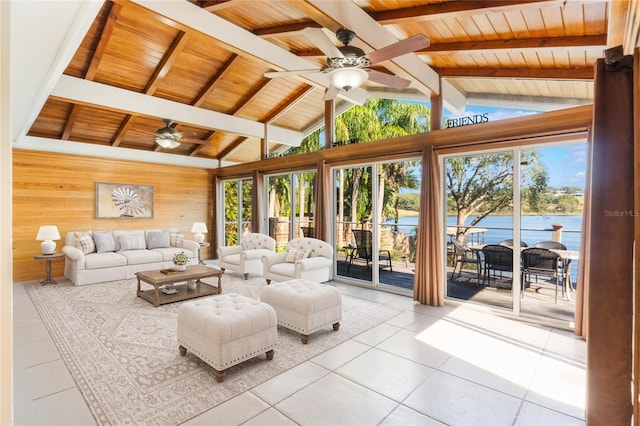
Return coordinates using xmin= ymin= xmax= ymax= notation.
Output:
xmin=324 ymin=85 xmax=367 ymax=105
xmin=367 ymin=69 xmax=411 ymax=90
xmin=264 ymin=69 xmax=324 ymax=78
xmin=339 ymin=87 xmax=367 ymax=105
xmin=323 ymin=85 xmax=340 ymax=101
xmin=180 ymin=138 xmax=207 ymax=145
xmin=301 ymin=27 xmax=344 ymax=58
xmin=366 ymin=34 xmax=430 ymax=65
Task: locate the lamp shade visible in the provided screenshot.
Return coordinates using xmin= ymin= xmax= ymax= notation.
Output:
xmin=36 ymin=225 xmax=61 ymax=255
xmin=191 ymin=222 xmax=208 ymax=244
xmin=329 ymin=67 xmax=368 ymax=91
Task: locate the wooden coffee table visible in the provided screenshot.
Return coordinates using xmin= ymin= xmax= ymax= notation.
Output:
xmin=136 ymin=264 xmax=223 ymax=307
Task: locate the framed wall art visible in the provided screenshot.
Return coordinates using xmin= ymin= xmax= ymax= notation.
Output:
xmin=96 ymin=182 xmax=154 ymax=219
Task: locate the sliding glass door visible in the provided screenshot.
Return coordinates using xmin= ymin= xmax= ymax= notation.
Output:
xmin=222 ymin=178 xmax=252 ymax=246
xmin=334 ymin=158 xmax=420 ymax=293
xmin=443 ymin=143 xmax=585 ymax=325
xmin=266 ymin=170 xmax=316 ymax=251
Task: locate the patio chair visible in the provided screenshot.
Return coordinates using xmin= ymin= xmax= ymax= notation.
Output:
xmin=481 ymin=244 xmax=514 ymax=287
xmin=499 ymin=239 xmax=528 ymax=248
xmin=450 ymin=237 xmax=482 ymax=285
xmin=521 ymin=247 xmax=563 ymax=303
xmin=347 ymin=229 xmax=393 ymax=272
xmin=301 ymin=226 xmax=314 ymax=238
xmin=534 ymin=241 xmax=567 ymax=250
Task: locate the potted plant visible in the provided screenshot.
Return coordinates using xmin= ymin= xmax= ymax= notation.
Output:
xmin=173 ymin=251 xmax=189 ymax=271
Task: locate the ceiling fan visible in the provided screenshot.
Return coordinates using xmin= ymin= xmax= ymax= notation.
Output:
xmin=264 ymin=28 xmax=430 ymax=102
xmin=153 ymin=119 xmax=182 ymax=149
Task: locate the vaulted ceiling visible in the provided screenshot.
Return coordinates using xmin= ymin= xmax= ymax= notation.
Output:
xmin=10 ymin=0 xmax=639 ymax=169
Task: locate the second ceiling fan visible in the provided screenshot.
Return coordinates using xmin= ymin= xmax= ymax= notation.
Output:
xmin=265 ymin=28 xmax=430 ymax=102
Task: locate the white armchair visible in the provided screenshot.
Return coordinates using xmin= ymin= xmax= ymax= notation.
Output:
xmin=262 ymin=237 xmax=333 ymax=284
xmin=217 ymin=233 xmax=276 ymax=280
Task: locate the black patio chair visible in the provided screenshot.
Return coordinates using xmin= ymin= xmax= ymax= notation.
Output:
xmin=450 ymin=237 xmax=482 ymax=285
xmin=347 ymin=229 xmax=393 ymax=272
xmin=481 ymin=244 xmax=514 ymax=287
xmin=534 ymin=241 xmax=567 ymax=250
xmin=521 ymin=247 xmax=563 ymax=303
xmin=499 ymin=239 xmax=528 ymax=248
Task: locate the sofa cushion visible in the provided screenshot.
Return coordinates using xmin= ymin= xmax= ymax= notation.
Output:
xmin=170 ymin=231 xmax=184 ymax=248
xmin=150 ymin=247 xmax=195 ymax=261
xmin=269 ymin=262 xmax=296 ymax=277
xmin=285 ymin=247 xmax=310 ymax=263
xmin=118 ymin=234 xmax=146 ymax=251
xmin=84 ymin=252 xmax=127 ymax=269
xmin=222 ymin=253 xmax=242 ymax=266
xmin=119 ymin=249 xmax=163 ymax=265
xmin=146 ymin=230 xmax=170 ymax=249
xmin=93 ymin=231 xmax=116 ymax=253
xmin=74 ymin=232 xmax=96 ymax=255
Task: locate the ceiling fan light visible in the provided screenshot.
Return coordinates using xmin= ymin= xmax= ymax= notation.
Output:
xmin=155 ymin=138 xmax=180 ymax=149
xmin=329 ymin=67 xmax=368 ymax=92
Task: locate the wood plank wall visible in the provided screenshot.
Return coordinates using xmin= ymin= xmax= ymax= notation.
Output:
xmin=12 ymin=150 xmax=214 ymax=282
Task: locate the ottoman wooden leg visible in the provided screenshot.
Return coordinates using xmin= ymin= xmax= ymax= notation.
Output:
xmin=213 ymin=369 xmax=225 ymax=383
xmin=266 ymin=349 xmax=274 ymax=360
xmin=300 ymin=334 xmax=309 ymax=344
xmin=333 ymin=322 xmax=340 ymax=331
xmin=179 ymin=345 xmax=187 ymax=356
xmin=243 ymin=273 xmax=249 ymax=280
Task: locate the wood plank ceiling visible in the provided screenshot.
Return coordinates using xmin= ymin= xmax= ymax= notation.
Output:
xmin=23 ymin=0 xmax=628 ymax=166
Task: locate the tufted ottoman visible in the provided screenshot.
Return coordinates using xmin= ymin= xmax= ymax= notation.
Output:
xmin=260 ymin=279 xmax=342 ymax=344
xmin=177 ymin=293 xmax=277 ymax=382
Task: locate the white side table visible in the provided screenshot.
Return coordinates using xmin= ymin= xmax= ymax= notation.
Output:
xmin=34 ymin=252 xmax=64 ymax=285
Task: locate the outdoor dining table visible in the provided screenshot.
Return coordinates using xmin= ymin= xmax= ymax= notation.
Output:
xmin=467 ymin=244 xmax=579 ymax=301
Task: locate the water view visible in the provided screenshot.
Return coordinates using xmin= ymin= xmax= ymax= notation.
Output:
xmin=387 ymin=214 xmax=582 ymax=250
xmin=387 ymin=214 xmax=582 ymax=276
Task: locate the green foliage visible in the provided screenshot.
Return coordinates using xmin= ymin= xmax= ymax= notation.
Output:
xmin=551 ymin=194 xmax=581 ymax=213
xmin=398 ymin=193 xmax=420 ymax=211
xmin=446 ymin=151 xmax=549 ymax=230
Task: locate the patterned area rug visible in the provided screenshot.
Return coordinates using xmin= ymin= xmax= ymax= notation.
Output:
xmin=26 ymin=274 xmax=400 ymax=425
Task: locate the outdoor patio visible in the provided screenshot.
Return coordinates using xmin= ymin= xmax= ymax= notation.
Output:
xmin=336 ymin=256 xmax=576 ymax=325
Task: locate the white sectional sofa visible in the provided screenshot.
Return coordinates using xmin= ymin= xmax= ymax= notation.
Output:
xmin=62 ymin=229 xmax=199 ymax=285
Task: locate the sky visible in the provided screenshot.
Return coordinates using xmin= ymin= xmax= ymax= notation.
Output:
xmin=447 ymin=105 xmax=587 ymax=190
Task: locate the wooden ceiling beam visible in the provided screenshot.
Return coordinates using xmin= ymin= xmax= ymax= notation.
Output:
xmin=62 ymin=1 xmax=122 ymax=141
xmin=369 ymin=0 xmax=562 ymax=24
xmin=417 ymin=35 xmax=607 ymax=54
xmin=112 ymin=31 xmax=190 ymax=147
xmin=111 ymin=115 xmax=135 ymax=147
xmin=191 ymin=53 xmax=238 ymax=107
xmin=188 ymin=130 xmax=216 ymax=156
xmin=436 ymin=66 xmax=595 ymax=80
xmin=265 ymin=85 xmax=316 ymax=124
xmin=254 ymin=21 xmax=320 ymax=37
xmin=219 ymin=136 xmax=250 ymax=161
xmin=292 ymin=34 xmax=607 ymax=57
xmin=86 ymin=1 xmax=122 ymax=80
xmin=230 ymin=78 xmax=273 ymax=116
xmin=143 ymin=31 xmax=190 ymax=94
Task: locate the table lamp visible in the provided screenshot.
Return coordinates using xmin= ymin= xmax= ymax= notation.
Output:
xmin=191 ymin=222 xmax=207 ymax=244
xmin=36 ymin=225 xmax=61 ymax=255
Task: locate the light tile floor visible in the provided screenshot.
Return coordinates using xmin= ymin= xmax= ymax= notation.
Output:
xmin=13 ymin=280 xmax=586 ymax=425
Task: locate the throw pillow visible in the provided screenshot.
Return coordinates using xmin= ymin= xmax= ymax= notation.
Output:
xmin=284 ymin=247 xmax=311 ymax=263
xmin=169 ymin=231 xmax=184 ymax=248
xmin=93 ymin=231 xmax=116 ymax=253
xmin=146 ymin=230 xmax=170 ymax=249
xmin=74 ymin=232 xmax=96 ymax=255
xmin=118 ymin=234 xmax=146 ymax=251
